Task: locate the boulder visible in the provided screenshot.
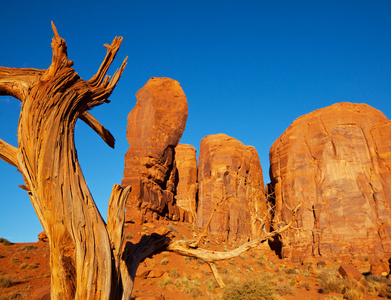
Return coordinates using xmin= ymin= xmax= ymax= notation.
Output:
xmin=175 ymin=144 xmax=198 ymax=222
xmin=38 ymin=231 xmax=49 ymax=243
xmin=317 ymin=261 xmax=327 ymax=267
xmin=122 ymin=77 xmax=189 ymax=223
xmin=136 ymin=268 xmax=165 ymax=279
xmin=269 ymin=102 xmax=391 ymax=259
xmin=338 ymin=264 xmax=363 ymax=280
xmin=196 ymin=133 xmax=267 ymax=244
xmin=370 ymin=260 xmax=390 ymax=276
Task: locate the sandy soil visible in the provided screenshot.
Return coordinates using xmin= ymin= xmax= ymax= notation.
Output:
xmin=0 ymin=220 xmax=388 ymax=299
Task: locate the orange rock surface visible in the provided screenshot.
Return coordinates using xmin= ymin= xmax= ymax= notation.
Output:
xmin=269 ymin=102 xmax=391 ymax=260
xmin=122 ymin=77 xmax=188 ymax=223
xmin=196 ymin=133 xmax=267 ymax=243
xmin=175 ymin=144 xmax=198 ymax=222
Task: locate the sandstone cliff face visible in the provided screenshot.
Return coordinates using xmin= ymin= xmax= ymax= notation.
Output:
xmin=175 ymin=144 xmax=198 ymax=222
xmin=197 ymin=133 xmax=267 ymax=244
xmin=269 ymin=102 xmax=391 ymax=260
xmin=122 ymin=77 xmax=188 ymax=223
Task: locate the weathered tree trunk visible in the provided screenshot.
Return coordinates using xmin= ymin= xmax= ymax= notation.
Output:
xmin=0 ymin=23 xmax=130 ymax=300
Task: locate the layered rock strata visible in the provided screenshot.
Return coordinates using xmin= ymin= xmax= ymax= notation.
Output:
xmin=197 ymin=133 xmax=268 ymax=244
xmin=269 ymin=102 xmax=391 ymax=260
xmin=122 ymin=77 xmax=188 ymax=223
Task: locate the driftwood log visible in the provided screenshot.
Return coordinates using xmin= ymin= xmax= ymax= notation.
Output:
xmin=0 ymin=24 xmax=300 ymax=299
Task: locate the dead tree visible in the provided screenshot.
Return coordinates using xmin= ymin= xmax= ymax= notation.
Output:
xmin=0 ymin=24 xmax=301 ymax=299
xmin=0 ymin=23 xmax=133 ymax=300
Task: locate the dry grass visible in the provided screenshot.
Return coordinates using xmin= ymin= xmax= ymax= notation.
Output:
xmin=360 ymin=275 xmax=387 ymax=295
xmin=222 ymin=278 xmax=276 ymax=300
xmin=167 ymin=225 xmax=178 ymax=233
xmin=0 ymin=276 xmax=13 ymax=288
xmin=21 ymin=245 xmax=37 ymax=252
xmin=173 ymin=274 xmax=204 ymax=299
xmin=20 ymin=263 xmax=28 ymax=269
xmin=275 ymin=282 xmax=295 ymax=296
xmin=343 ymin=288 xmax=363 ymax=300
xmin=299 ymin=281 xmax=311 ymax=291
xmin=158 ymin=276 xmax=172 ymax=287
xmin=377 ymin=283 xmax=391 ymax=299
xmin=318 ymin=269 xmax=364 ymax=299
xmin=27 ymin=262 xmax=39 ymax=269
xmin=169 ymin=268 xmax=180 ymax=278
xmin=0 ymin=239 xmax=12 ymax=246
xmin=0 ymin=292 xmax=21 ymax=300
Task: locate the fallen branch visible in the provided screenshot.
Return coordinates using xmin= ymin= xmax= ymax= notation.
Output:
xmin=166 ymin=203 xmax=302 ymax=286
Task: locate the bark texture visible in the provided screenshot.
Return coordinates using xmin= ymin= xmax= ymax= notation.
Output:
xmin=0 ymin=23 xmax=131 ymax=300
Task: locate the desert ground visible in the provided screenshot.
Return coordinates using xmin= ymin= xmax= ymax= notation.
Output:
xmin=1 ymin=219 xmax=390 ymax=300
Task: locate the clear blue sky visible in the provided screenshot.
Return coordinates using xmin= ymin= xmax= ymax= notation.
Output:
xmin=0 ymin=1 xmax=390 ymax=242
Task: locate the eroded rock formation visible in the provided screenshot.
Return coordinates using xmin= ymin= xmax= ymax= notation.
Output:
xmin=269 ymin=102 xmax=391 ymax=260
xmin=122 ymin=77 xmax=391 ymax=261
xmin=175 ymin=144 xmax=198 ymax=222
xmin=122 ymin=77 xmax=188 ymax=223
xmin=196 ymin=133 xmax=268 ymax=244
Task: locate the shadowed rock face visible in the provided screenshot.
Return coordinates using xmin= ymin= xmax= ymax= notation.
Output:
xmin=269 ymin=102 xmax=391 ymax=260
xmin=175 ymin=144 xmax=198 ymax=222
xmin=197 ymin=133 xmax=268 ymax=244
xmin=122 ymin=77 xmax=188 ymax=223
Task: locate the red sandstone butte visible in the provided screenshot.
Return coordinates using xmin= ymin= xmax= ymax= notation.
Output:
xmin=269 ymin=102 xmax=391 ymax=260
xmin=122 ymin=77 xmax=188 ymax=223
xmin=196 ymin=133 xmax=268 ymax=244
xmin=175 ymin=144 xmax=198 ymax=222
